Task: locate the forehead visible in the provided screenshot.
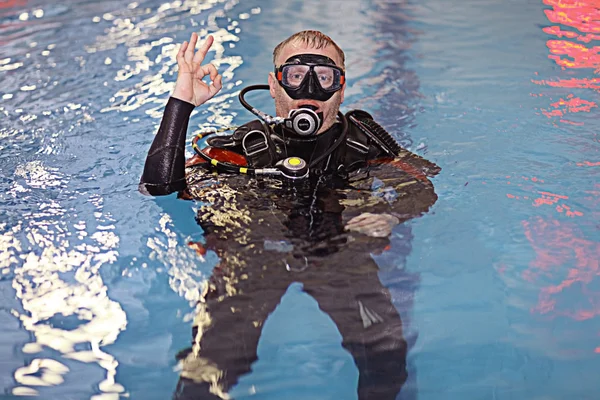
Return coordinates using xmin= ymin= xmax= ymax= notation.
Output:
xmin=276 ymin=40 xmax=343 ymax=67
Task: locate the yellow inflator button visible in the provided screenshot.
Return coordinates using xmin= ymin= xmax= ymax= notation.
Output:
xmin=278 ymin=157 xmax=309 ymax=179
xmin=288 ymin=157 xmax=302 ymax=166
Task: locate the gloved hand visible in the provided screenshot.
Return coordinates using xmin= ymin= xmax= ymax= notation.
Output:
xmin=345 ymin=212 xmax=400 ymax=238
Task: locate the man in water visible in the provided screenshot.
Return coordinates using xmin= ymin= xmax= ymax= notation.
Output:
xmin=141 ymin=30 xmax=439 ymax=399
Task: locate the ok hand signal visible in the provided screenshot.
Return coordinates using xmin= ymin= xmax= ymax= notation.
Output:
xmin=172 ymin=32 xmax=223 ymax=106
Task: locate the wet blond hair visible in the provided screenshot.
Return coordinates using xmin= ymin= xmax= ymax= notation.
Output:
xmin=273 ymin=30 xmax=345 ymax=68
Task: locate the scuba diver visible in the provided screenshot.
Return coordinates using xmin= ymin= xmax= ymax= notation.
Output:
xmin=140 ymin=30 xmax=440 ymax=400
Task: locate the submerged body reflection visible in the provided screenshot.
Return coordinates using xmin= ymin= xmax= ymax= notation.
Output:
xmin=173 ymin=156 xmax=439 ymax=400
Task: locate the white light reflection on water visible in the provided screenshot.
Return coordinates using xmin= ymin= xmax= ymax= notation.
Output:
xmin=90 ymin=0 xmax=256 ymax=310
xmin=2 ymin=0 xmax=257 ymax=397
xmin=148 ymin=214 xmax=206 ymax=310
xmin=3 ymin=162 xmax=127 ymax=397
xmin=93 ymin=0 xmax=245 ymax=129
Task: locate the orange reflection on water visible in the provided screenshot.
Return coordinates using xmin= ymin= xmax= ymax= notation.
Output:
xmin=544 ymin=25 xmax=600 ymax=43
xmin=517 ymin=0 xmax=600 ymax=355
xmin=518 ymin=181 xmax=600 ymax=353
xmin=544 ymin=0 xmax=600 ymax=35
xmin=577 ymin=160 xmax=600 ymax=166
xmin=541 ymin=94 xmax=597 ymax=119
xmin=0 ymin=0 xmax=26 ymax=8
xmin=546 ymin=39 xmax=600 ymax=69
xmin=533 ymin=0 xmax=600 ymax=125
xmin=504 ymin=176 xmax=584 ymax=217
xmin=522 ymin=217 xmax=600 ymax=322
xmin=533 ymin=77 xmax=600 ymax=89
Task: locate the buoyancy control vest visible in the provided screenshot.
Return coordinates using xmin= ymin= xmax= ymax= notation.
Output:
xmin=203 ymin=109 xmax=403 ymax=178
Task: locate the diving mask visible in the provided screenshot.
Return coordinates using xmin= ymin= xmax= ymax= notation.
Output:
xmin=275 ymin=54 xmax=345 ymax=101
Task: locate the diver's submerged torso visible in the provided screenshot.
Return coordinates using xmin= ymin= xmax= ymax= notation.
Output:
xmin=140 ymin=95 xmax=441 ymax=272
xmin=184 ymin=156 xmax=438 ymax=274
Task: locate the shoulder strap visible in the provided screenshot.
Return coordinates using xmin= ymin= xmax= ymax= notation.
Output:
xmin=345 ymin=110 xmax=402 ymax=157
xmin=339 ymin=110 xmax=403 ymax=172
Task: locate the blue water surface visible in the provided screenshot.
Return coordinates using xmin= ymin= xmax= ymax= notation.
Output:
xmin=1 ymin=0 xmax=599 ymax=399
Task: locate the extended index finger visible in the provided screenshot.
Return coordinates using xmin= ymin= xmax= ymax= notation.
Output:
xmin=193 ymin=34 xmax=215 ymax=66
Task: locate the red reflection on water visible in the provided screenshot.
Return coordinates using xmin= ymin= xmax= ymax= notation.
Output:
xmin=0 ymin=0 xmax=26 ymax=9
xmin=541 ymin=94 xmax=598 ymax=119
xmin=504 ymin=176 xmax=584 ymax=217
xmin=577 ymin=161 xmax=600 ymax=166
xmin=532 ymin=77 xmax=600 ymax=89
xmin=532 ymin=0 xmax=600 ymax=126
xmin=547 ymin=39 xmax=600 ymax=69
xmin=522 ymin=217 xmax=600 ymax=321
xmin=517 ymin=182 xmax=600 ymax=353
xmin=544 ymin=0 xmax=600 ymax=34
xmin=550 ymin=95 xmax=596 ymax=112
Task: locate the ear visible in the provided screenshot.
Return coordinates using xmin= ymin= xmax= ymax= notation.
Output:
xmin=268 ymin=72 xmax=277 ymax=99
xmin=339 ymin=83 xmax=346 ymax=104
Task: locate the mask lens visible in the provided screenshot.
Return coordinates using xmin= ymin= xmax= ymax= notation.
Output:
xmin=280 ymin=65 xmax=343 ymax=91
xmin=282 ymin=65 xmax=310 ymax=88
xmin=314 ymin=66 xmax=339 ymax=90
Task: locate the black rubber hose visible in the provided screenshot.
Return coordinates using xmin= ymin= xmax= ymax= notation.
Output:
xmin=239 ymin=84 xmax=270 ymax=114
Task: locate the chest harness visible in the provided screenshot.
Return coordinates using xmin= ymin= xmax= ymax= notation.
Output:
xmin=192 ymin=85 xmax=403 ymax=180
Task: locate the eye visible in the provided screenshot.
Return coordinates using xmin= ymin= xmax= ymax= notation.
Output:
xmin=284 ymin=66 xmax=308 ymax=85
xmin=317 ymin=73 xmax=334 ymax=88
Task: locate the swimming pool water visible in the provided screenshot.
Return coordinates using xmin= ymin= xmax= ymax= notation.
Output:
xmin=1 ymin=0 xmax=599 ymax=398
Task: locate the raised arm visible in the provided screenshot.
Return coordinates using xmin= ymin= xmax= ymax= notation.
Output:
xmin=139 ymin=33 xmax=222 ymax=196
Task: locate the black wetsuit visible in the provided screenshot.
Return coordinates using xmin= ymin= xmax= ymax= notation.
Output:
xmin=140 ymin=97 xmax=440 ymax=400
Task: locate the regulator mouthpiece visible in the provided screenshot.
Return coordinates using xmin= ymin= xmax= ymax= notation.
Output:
xmin=285 ymin=107 xmax=322 ymax=136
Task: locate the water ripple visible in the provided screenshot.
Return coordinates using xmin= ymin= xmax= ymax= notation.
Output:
xmin=0 ymin=0 xmax=257 ymax=397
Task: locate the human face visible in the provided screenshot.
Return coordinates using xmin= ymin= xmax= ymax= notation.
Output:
xmin=275 ymin=54 xmax=345 ymax=102
xmin=268 ymin=41 xmax=345 ymax=134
